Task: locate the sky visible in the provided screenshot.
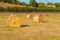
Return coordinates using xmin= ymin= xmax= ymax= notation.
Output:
xmin=18 ymin=0 xmax=60 ymax=3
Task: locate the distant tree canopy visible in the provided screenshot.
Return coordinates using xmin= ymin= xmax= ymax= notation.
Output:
xmin=17 ymin=2 xmax=28 ymax=6
xmin=54 ymin=3 xmax=60 ymax=8
xmin=47 ymin=2 xmax=54 ymax=5
xmin=29 ymin=0 xmax=38 ymax=7
xmin=0 ymin=0 xmax=18 ymax=4
xmin=38 ymin=2 xmax=45 ymax=7
xmin=0 ymin=0 xmax=60 ymax=12
xmin=0 ymin=0 xmax=60 ymax=8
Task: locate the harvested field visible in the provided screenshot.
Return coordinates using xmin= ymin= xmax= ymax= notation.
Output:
xmin=0 ymin=12 xmax=60 ymax=40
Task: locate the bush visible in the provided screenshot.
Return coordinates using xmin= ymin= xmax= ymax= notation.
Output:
xmin=22 ymin=7 xmax=36 ymax=12
xmin=36 ymin=7 xmax=60 ymax=12
xmin=5 ymin=7 xmax=13 ymax=12
xmin=12 ymin=6 xmax=20 ymax=12
xmin=0 ymin=7 xmax=5 ymax=12
xmin=0 ymin=6 xmax=60 ymax=12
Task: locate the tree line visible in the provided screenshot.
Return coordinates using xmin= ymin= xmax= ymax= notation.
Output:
xmin=0 ymin=0 xmax=60 ymax=12
xmin=0 ymin=6 xmax=60 ymax=12
xmin=30 ymin=0 xmax=60 ymax=8
xmin=0 ymin=0 xmax=18 ymax=4
xmin=0 ymin=0 xmax=60 ymax=8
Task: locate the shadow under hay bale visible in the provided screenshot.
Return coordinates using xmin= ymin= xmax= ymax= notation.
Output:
xmin=20 ymin=25 xmax=29 ymax=28
xmin=42 ymin=21 xmax=47 ymax=23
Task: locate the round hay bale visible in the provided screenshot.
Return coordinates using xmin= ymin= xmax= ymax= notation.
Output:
xmin=33 ymin=14 xmax=44 ymax=22
xmin=27 ymin=14 xmax=32 ymax=18
xmin=7 ymin=14 xmax=22 ymax=27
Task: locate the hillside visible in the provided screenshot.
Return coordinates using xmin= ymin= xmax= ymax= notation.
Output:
xmin=0 ymin=2 xmax=25 ymax=8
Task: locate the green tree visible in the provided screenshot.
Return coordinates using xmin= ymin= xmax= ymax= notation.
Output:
xmin=18 ymin=2 xmax=27 ymax=5
xmin=0 ymin=0 xmax=18 ymax=4
xmin=47 ymin=2 xmax=54 ymax=5
xmin=29 ymin=0 xmax=38 ymax=7
xmin=12 ymin=0 xmax=18 ymax=4
xmin=38 ymin=2 xmax=45 ymax=7
xmin=54 ymin=3 xmax=60 ymax=8
xmin=0 ymin=0 xmax=4 ymax=2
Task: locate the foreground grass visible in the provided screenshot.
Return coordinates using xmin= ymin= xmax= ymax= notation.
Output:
xmin=0 ymin=12 xmax=60 ymax=40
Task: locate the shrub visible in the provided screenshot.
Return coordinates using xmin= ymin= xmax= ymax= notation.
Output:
xmin=36 ymin=7 xmax=60 ymax=12
xmin=5 ymin=7 xmax=13 ymax=12
xmin=0 ymin=6 xmax=60 ymax=12
xmin=0 ymin=7 xmax=5 ymax=12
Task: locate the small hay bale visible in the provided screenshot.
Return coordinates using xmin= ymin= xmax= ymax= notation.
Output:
xmin=33 ymin=14 xmax=44 ymax=22
xmin=26 ymin=14 xmax=32 ymax=18
xmin=7 ymin=14 xmax=22 ymax=27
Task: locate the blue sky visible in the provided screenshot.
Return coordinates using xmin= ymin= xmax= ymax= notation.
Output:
xmin=18 ymin=0 xmax=60 ymax=3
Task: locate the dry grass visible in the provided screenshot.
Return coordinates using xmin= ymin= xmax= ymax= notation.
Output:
xmin=0 ymin=2 xmax=25 ymax=8
xmin=0 ymin=12 xmax=60 ymax=40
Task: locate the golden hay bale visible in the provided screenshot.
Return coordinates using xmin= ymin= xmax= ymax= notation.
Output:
xmin=26 ymin=14 xmax=32 ymax=18
xmin=33 ymin=14 xmax=44 ymax=22
xmin=7 ymin=14 xmax=22 ymax=27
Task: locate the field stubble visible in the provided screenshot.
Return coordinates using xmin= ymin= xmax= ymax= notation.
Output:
xmin=0 ymin=12 xmax=60 ymax=40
